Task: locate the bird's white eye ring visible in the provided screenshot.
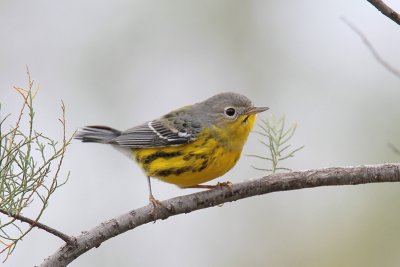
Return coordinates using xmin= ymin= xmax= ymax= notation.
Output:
xmin=224 ymin=107 xmax=237 ymax=118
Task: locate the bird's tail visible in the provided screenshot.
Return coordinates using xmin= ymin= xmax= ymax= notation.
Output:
xmin=74 ymin=126 xmax=122 ymax=143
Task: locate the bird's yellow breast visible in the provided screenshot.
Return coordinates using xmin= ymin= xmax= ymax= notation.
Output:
xmin=133 ymin=114 xmax=256 ymax=187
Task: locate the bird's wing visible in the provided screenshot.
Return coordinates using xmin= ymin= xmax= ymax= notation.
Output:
xmin=111 ymin=119 xmax=200 ymax=148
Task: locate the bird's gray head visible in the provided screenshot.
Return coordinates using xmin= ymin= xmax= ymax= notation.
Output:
xmin=194 ymin=92 xmax=268 ymax=126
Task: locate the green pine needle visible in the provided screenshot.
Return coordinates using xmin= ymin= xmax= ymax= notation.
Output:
xmin=248 ymin=114 xmax=304 ymax=174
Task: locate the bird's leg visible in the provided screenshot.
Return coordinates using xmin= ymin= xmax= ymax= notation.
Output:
xmin=183 ymin=182 xmax=233 ymax=208
xmin=185 ymin=184 xmax=216 ymax=189
xmin=216 ymin=181 xmax=233 ymax=190
xmin=147 ymin=176 xmax=162 ymax=213
xmin=183 ymin=181 xmax=233 ymax=190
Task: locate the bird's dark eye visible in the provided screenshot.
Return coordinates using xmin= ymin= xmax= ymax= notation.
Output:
xmin=224 ymin=107 xmax=236 ymax=118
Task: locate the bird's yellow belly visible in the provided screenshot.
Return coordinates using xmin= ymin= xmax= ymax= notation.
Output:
xmin=133 ymin=137 xmax=241 ymax=187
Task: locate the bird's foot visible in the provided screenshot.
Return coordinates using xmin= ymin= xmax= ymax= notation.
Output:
xmin=148 ymin=195 xmax=163 ymax=217
xmin=183 ymin=181 xmax=233 ymax=190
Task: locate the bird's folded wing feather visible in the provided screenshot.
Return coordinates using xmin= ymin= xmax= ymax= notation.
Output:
xmin=112 ymin=120 xmax=198 ymax=148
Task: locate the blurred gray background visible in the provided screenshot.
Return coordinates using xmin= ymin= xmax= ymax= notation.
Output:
xmin=2 ymin=1 xmax=400 ymax=266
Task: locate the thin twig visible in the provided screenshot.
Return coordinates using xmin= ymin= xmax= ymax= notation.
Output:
xmin=0 ymin=209 xmax=75 ymax=245
xmin=41 ymin=163 xmax=400 ymax=267
xmin=341 ymin=17 xmax=400 ymax=79
xmin=0 ymin=72 xmax=74 ymax=257
xmin=366 ymin=0 xmax=400 ymax=25
xmin=388 ymin=143 xmax=400 ymax=156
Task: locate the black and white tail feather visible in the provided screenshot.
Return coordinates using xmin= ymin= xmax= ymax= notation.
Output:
xmin=74 ymin=120 xmax=198 ymax=149
xmin=74 ymin=126 xmax=122 ymax=143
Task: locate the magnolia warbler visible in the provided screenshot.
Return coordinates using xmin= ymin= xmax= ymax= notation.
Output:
xmin=75 ymin=92 xmax=268 ymax=204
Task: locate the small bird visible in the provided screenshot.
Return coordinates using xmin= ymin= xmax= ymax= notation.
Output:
xmin=74 ymin=92 xmax=268 ymax=205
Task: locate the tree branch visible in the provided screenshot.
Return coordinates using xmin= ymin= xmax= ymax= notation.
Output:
xmin=40 ymin=163 xmax=400 ymax=267
xmin=341 ymin=17 xmax=400 ymax=79
xmin=367 ymin=0 xmax=400 ymax=25
xmin=0 ymin=209 xmax=75 ymax=245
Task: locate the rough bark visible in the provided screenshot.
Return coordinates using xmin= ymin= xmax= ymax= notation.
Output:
xmin=40 ymin=163 xmax=400 ymax=266
xmin=367 ymin=0 xmax=400 ymax=25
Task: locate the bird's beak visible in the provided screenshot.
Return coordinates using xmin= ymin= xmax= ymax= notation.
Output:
xmin=245 ymin=106 xmax=269 ymax=115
